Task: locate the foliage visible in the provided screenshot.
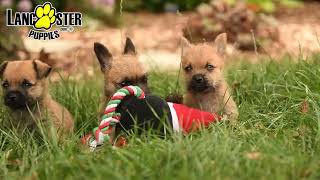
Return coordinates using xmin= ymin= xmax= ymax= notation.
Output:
xmin=122 ymin=0 xmax=209 ymax=12
xmin=246 ymin=0 xmax=302 ymax=13
xmin=0 ymin=8 xmax=28 ymax=61
xmin=120 ymin=0 xmax=302 ymax=12
xmin=1 ymin=54 xmax=320 ymax=178
xmin=31 ymin=0 xmax=67 ymax=11
xmin=31 ymin=0 xmax=121 ymax=26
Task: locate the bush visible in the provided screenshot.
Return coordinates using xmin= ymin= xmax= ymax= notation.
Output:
xmin=122 ymin=0 xmax=209 ymax=12
xmin=246 ymin=0 xmax=302 ymax=13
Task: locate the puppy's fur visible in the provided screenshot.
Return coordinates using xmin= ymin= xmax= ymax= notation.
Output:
xmin=180 ymin=33 xmax=238 ymax=120
xmin=94 ymin=38 xmax=149 ymax=115
xmin=0 ymin=60 xmax=73 ymax=135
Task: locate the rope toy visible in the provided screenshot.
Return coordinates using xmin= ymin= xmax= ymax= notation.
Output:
xmin=82 ymin=86 xmax=145 ymax=150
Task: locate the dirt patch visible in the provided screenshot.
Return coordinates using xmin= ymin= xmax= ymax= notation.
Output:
xmin=273 ymin=2 xmax=320 ymax=57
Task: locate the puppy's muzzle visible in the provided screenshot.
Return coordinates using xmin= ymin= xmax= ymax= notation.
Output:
xmin=4 ymin=91 xmax=27 ymax=109
xmin=189 ymin=74 xmax=210 ymax=92
xmin=193 ymin=74 xmax=205 ymax=83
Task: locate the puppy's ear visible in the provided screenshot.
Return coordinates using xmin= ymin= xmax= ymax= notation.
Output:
xmin=123 ymin=37 xmax=136 ymax=55
xmin=0 ymin=61 xmax=8 ymax=79
xmin=180 ymin=37 xmax=191 ymax=57
xmin=94 ymin=42 xmax=112 ymax=72
xmin=214 ymin=33 xmax=227 ymax=57
xmin=39 ymin=48 xmax=50 ymax=63
xmin=33 ymin=60 xmax=52 ymax=79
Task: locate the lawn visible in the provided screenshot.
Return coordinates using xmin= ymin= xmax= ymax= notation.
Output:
xmin=1 ymin=55 xmax=320 ymax=179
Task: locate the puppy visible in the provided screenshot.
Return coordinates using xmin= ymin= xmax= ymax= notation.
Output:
xmin=180 ymin=33 xmax=238 ymax=120
xmin=94 ymin=37 xmax=149 ymax=115
xmin=0 ymin=60 xmax=74 ymax=136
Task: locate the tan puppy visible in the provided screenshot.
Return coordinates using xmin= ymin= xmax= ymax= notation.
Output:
xmin=0 ymin=60 xmax=73 ymax=136
xmin=94 ymin=37 xmax=149 ymax=115
xmin=180 ymin=33 xmax=238 ymax=120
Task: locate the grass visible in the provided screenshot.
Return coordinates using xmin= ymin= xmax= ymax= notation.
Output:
xmin=1 ymin=54 xmax=320 ymax=179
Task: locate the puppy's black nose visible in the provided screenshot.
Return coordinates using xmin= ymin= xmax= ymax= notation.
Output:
xmin=7 ymin=93 xmax=18 ymax=101
xmin=4 ymin=91 xmax=27 ymax=109
xmin=192 ymin=74 xmax=205 ymax=83
xmin=7 ymin=92 xmax=18 ymax=101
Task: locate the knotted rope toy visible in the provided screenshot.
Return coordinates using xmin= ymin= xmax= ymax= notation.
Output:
xmin=82 ymin=85 xmax=223 ymax=151
xmin=82 ymin=86 xmax=145 ymax=151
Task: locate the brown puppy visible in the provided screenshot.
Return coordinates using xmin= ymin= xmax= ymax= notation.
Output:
xmin=180 ymin=33 xmax=238 ymax=120
xmin=94 ymin=37 xmax=149 ymax=115
xmin=0 ymin=60 xmax=74 ymax=136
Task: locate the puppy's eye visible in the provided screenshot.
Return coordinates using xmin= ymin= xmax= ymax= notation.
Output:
xmin=21 ymin=79 xmax=33 ymax=88
xmin=2 ymin=81 xmax=9 ymax=88
xmin=184 ymin=65 xmax=193 ymax=72
xmin=206 ymin=64 xmax=216 ymax=71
